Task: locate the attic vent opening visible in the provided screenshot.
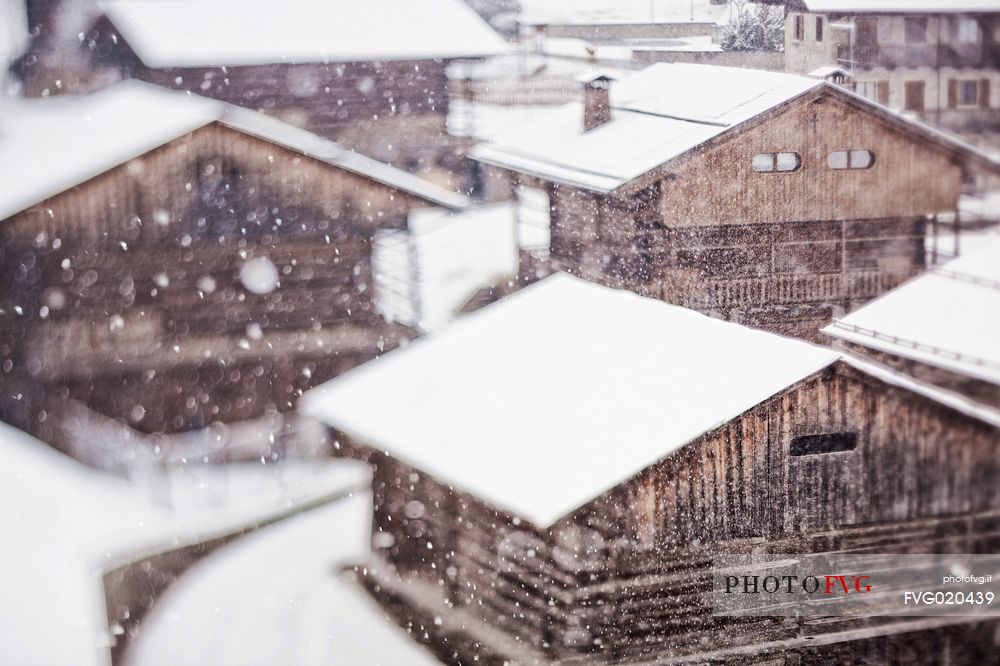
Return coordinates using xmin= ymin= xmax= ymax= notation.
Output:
xmin=790 ymin=432 xmax=858 ymax=456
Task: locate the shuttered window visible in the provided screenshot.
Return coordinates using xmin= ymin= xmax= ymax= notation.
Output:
xmin=904 ymin=81 xmax=925 ymax=112
xmin=959 ymin=80 xmax=979 ymax=106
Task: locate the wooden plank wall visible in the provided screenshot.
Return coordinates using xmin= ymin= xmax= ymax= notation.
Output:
xmin=369 ymin=362 xmax=1000 ymax=663
xmin=0 ymin=122 xmax=437 ymax=433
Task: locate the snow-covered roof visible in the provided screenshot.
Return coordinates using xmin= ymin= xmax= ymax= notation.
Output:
xmin=808 ymin=65 xmax=853 ymax=79
xmin=803 ymin=1 xmax=1000 ymax=13
xmin=129 ymin=493 xmax=441 ymax=666
xmin=824 ymin=239 xmax=1000 ymax=387
xmin=301 ymin=274 xmax=838 ymax=527
xmin=0 ymin=81 xmax=466 ymax=222
xmin=0 ymin=419 xmax=370 ymax=666
xmin=219 ymin=106 xmax=469 ymax=210
xmin=521 ymin=0 xmax=728 ymax=26
xmin=98 ymin=0 xmax=508 ymax=68
xmin=472 ymin=62 xmax=1000 ymax=193
xmin=472 ymin=63 xmax=822 ymax=192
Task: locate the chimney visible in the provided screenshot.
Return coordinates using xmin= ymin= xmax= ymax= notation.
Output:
xmin=580 ymin=73 xmax=614 ymax=131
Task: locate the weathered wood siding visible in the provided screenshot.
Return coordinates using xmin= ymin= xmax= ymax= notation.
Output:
xmin=648 ymin=90 xmax=962 ymax=225
xmin=578 ymin=361 xmax=999 ymax=545
xmin=537 ymin=90 xmax=963 ymax=340
xmin=0 ymin=121 xmax=438 ymax=434
xmin=83 ymin=18 xmax=457 ymax=168
xmin=361 ymin=361 xmax=1000 ymax=663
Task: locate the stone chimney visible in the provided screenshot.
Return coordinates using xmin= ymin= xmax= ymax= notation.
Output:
xmin=581 ymin=74 xmax=614 ymax=131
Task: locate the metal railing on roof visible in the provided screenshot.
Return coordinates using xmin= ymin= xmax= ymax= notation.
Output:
xmin=829 ymin=320 xmax=1000 ymax=373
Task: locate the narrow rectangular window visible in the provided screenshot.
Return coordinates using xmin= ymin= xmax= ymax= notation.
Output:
xmin=904 ymin=80 xmax=925 ymax=112
xmin=815 ymin=16 xmax=823 ymax=42
xmin=957 ymin=17 xmax=979 ymax=43
xmin=794 ymin=15 xmax=804 ymax=41
xmin=856 ymin=81 xmax=877 ymax=102
xmin=958 ymin=79 xmax=979 ymax=106
xmin=790 ymin=432 xmax=858 ymax=456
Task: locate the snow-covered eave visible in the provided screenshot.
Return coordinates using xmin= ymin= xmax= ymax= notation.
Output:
xmin=609 ymin=83 xmax=827 ymax=196
xmin=0 ymin=124 xmax=214 ymax=224
xmin=839 ymin=355 xmax=1000 ymax=430
xmin=471 ymin=144 xmax=622 ymax=194
xmin=521 ymin=17 xmax=719 ymax=27
xmin=803 ymin=1 xmax=1000 ymax=15
xmin=124 ymin=50 xmax=508 ymax=70
xmin=215 ymin=115 xmax=469 ymax=211
xmin=822 ymin=319 xmax=1000 ymax=387
xmin=302 ymin=353 xmax=842 ymax=530
xmin=616 ymin=82 xmax=1000 ymax=196
xmin=822 ymin=83 xmax=1000 ymax=176
xmin=470 ymin=82 xmax=827 ymax=197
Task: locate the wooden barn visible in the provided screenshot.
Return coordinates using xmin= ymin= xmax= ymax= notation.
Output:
xmin=472 ymin=63 xmax=1000 ymax=341
xmin=27 ymin=0 xmax=509 ymax=173
xmin=302 ymin=273 xmax=1000 ymax=665
xmin=0 ymin=80 xmax=467 ymax=444
xmin=824 ymin=237 xmax=1000 ymax=409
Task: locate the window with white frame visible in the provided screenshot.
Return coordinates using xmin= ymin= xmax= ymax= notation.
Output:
xmin=827 ymin=150 xmax=875 ymax=170
xmin=856 ymin=81 xmax=878 ymax=102
xmin=752 ymin=152 xmax=801 ymax=173
xmin=957 ymin=17 xmax=979 ymax=43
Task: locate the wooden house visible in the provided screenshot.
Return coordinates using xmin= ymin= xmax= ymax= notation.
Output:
xmin=0 ymin=80 xmax=467 ymax=442
xmin=302 ymin=273 xmax=1000 ymax=665
xmin=472 ymin=63 xmax=1000 ymax=342
xmin=824 ymin=237 xmax=1000 ymax=408
xmin=16 ymin=0 xmax=508 ymax=172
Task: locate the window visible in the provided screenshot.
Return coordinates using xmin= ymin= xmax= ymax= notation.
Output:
xmin=794 ymin=14 xmax=804 ymax=41
xmin=957 ymin=17 xmax=979 ymax=43
xmin=959 ymin=79 xmax=979 ymax=106
xmin=752 ymin=152 xmax=801 ymax=173
xmin=905 ymin=17 xmax=927 ymax=44
xmin=904 ymin=80 xmax=925 ymax=112
xmin=790 ymin=432 xmax=858 ymax=456
xmin=827 ymin=150 xmax=875 ymax=170
xmin=815 ymin=16 xmax=823 ymax=42
xmin=856 ymin=81 xmax=878 ymax=102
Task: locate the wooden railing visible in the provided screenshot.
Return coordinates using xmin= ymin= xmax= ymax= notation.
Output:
xmin=673 ymin=269 xmax=919 ymax=310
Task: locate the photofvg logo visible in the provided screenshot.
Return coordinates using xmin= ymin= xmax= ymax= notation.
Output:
xmin=712 ymin=553 xmax=1000 ymax=618
xmin=723 ymin=570 xmax=872 ymax=596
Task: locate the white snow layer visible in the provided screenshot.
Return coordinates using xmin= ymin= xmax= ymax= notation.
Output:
xmin=803 ymin=1 xmax=1000 ymax=14
xmin=473 ymin=63 xmax=999 ymax=193
xmin=0 ymin=81 xmax=466 ymax=222
xmin=0 ymin=420 xmax=370 ymax=666
xmin=824 ymin=238 xmax=1000 ymax=386
xmin=98 ymin=0 xmax=508 ymax=68
xmin=129 ymin=493 xmax=440 ymax=666
xmin=301 ymin=274 xmax=839 ymax=528
xmin=520 ymin=0 xmax=729 ymax=26
xmin=472 ymin=64 xmax=822 ymax=192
